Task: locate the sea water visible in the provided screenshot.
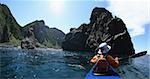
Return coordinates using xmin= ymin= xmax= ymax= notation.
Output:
xmin=0 ymin=47 xmax=149 ymax=79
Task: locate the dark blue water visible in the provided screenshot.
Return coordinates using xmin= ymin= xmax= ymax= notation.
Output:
xmin=0 ymin=47 xmax=92 ymax=79
xmin=0 ymin=47 xmax=149 ymax=79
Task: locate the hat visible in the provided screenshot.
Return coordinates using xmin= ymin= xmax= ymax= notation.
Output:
xmin=98 ymin=42 xmax=111 ymax=54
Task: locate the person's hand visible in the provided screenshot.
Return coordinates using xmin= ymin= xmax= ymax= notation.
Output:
xmin=98 ymin=49 xmax=102 ymax=54
xmin=115 ymin=57 xmax=119 ymax=61
xmin=90 ymin=54 xmax=99 ymax=64
xmin=114 ymin=57 xmax=119 ymax=65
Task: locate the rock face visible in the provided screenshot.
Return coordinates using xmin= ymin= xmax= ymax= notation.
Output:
xmin=21 ymin=28 xmax=37 ymax=49
xmin=0 ymin=4 xmax=22 ymax=43
xmin=22 ymin=20 xmax=65 ymax=48
xmin=0 ymin=4 xmax=65 ymax=48
xmin=62 ymin=7 xmax=135 ymax=57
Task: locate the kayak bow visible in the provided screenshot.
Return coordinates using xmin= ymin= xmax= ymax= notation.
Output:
xmin=85 ymin=65 xmax=121 ymax=79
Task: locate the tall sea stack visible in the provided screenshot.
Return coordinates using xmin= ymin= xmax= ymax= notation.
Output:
xmin=62 ymin=7 xmax=135 ymax=57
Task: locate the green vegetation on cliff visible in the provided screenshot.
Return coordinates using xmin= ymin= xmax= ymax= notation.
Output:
xmin=0 ymin=4 xmax=65 ymax=48
xmin=0 ymin=4 xmax=22 ymax=42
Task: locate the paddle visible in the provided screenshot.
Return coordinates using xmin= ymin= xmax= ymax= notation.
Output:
xmin=119 ymin=51 xmax=147 ymax=61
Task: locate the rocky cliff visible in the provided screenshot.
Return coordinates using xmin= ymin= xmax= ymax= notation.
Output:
xmin=0 ymin=4 xmax=22 ymax=43
xmin=0 ymin=4 xmax=65 ymax=48
xmin=22 ymin=20 xmax=65 ymax=48
xmin=62 ymin=7 xmax=135 ymax=57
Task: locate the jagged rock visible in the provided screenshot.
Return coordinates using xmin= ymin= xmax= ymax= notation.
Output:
xmin=21 ymin=28 xmax=37 ymax=49
xmin=62 ymin=7 xmax=135 ymax=57
xmin=21 ymin=38 xmax=35 ymax=49
xmin=22 ymin=20 xmax=65 ymax=48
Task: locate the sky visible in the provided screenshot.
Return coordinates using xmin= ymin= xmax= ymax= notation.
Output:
xmin=0 ymin=0 xmax=149 ymax=54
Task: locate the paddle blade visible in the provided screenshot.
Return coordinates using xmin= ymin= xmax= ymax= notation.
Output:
xmin=119 ymin=51 xmax=147 ymax=61
xmin=131 ymin=51 xmax=147 ymax=58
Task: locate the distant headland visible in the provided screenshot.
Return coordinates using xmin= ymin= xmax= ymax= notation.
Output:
xmin=0 ymin=4 xmax=65 ymax=49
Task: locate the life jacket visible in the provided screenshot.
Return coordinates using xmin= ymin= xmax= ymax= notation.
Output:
xmin=94 ymin=58 xmax=109 ymax=73
xmin=90 ymin=54 xmax=120 ymax=68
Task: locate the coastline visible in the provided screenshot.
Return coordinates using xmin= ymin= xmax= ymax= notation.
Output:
xmin=0 ymin=45 xmax=63 ymax=51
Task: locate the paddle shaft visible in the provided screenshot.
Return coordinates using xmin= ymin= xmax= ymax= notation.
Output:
xmin=119 ymin=51 xmax=147 ymax=61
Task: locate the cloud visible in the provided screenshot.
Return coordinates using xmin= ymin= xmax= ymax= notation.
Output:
xmin=106 ymin=0 xmax=150 ymax=37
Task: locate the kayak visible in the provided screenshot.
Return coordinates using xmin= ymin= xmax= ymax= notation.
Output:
xmin=85 ymin=65 xmax=121 ymax=79
xmin=85 ymin=51 xmax=147 ymax=79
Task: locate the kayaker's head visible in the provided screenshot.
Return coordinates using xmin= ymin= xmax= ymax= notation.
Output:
xmin=98 ymin=42 xmax=111 ymax=55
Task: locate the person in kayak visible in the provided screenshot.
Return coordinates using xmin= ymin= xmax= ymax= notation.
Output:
xmin=90 ymin=43 xmax=119 ymax=73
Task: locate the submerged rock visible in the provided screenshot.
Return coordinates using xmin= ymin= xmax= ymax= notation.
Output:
xmin=62 ymin=7 xmax=135 ymax=57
